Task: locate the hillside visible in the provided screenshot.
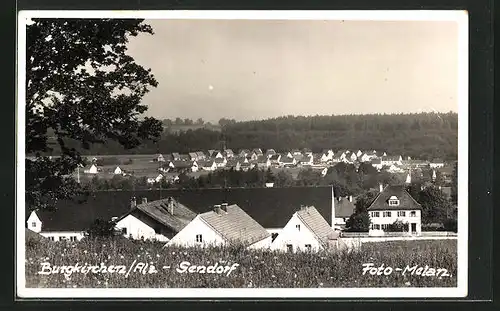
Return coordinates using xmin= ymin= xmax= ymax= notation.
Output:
xmin=38 ymin=113 xmax=458 ymax=160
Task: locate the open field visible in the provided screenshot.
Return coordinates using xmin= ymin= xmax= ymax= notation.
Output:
xmin=25 ymin=235 xmax=457 ymax=288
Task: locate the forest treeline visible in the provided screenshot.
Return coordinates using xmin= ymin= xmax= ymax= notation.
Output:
xmin=41 ymin=113 xmax=458 ymax=161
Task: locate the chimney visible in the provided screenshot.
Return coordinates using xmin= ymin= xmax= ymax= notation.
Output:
xmin=214 ymin=204 xmax=222 ymax=214
xmin=379 ymin=183 xmax=384 ymax=193
xmin=221 ymin=203 xmax=228 ymax=212
xmin=167 ymin=197 xmax=174 ymax=215
xmin=130 ymin=197 xmax=137 ymax=209
xmin=349 ymin=195 xmax=353 ymax=202
xmin=142 ymin=197 xmax=148 ymax=204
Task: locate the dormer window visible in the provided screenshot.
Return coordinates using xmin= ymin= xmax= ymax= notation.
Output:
xmin=388 ymin=196 xmax=400 ymax=206
xmin=31 ymin=222 xmax=36 ymax=227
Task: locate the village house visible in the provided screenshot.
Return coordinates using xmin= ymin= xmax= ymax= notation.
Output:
xmin=355 ymin=150 xmax=363 ymax=158
xmin=84 ymin=164 xmax=99 ymax=174
xmin=238 ymin=149 xmax=250 ymax=158
xmin=359 ymin=151 xmax=378 ymax=163
xmin=195 ymin=151 xmax=206 ymax=160
xmin=268 ymin=154 xmax=281 ymax=166
xmin=430 ymin=158 xmax=445 ymax=168
xmin=371 ymin=158 xmax=384 ymax=171
xmin=214 ymin=157 xmax=227 ymax=168
xmin=332 ymin=150 xmax=348 ymax=163
xmin=280 ymin=156 xmax=297 ymax=167
xmin=179 ymin=154 xmax=191 ymax=161
xmin=252 ymin=148 xmax=264 ymax=156
xmin=171 ymin=153 xmax=181 ymax=161
xmin=166 ymin=203 xmax=272 ymax=249
xmin=164 ymin=173 xmax=180 ymax=184
xmin=167 ymin=160 xmax=198 ymax=173
xmin=320 ymin=151 xmax=333 ymax=163
xmin=367 ymin=184 xmax=423 ymax=236
xmin=147 ymin=173 xmax=164 ymax=184
xmin=270 ymin=206 xmax=345 ymax=253
xmin=156 ymin=154 xmax=165 ymax=163
xmin=265 ymin=149 xmax=277 ymax=158
xmin=224 ymin=159 xmax=240 ymax=171
xmin=26 ymin=193 xmax=133 ymax=242
xmin=303 ymin=148 xmax=313 ymax=156
xmin=300 ymin=155 xmax=313 ymax=166
xmin=380 ymin=155 xmax=402 ymax=166
xmin=331 ymin=194 xmax=356 ymax=230
xmin=223 ymin=149 xmax=234 ymax=158
xmin=256 ymin=155 xmax=271 ymax=169
xmin=113 ymin=166 xmax=122 ymax=175
xmin=249 ymin=152 xmax=259 ymax=161
xmin=115 ymin=197 xmax=197 ymax=242
xmin=239 ymin=161 xmax=252 ymax=172
xmin=199 ymin=160 xmax=217 ymax=172
xmin=188 ymin=152 xmax=199 ymax=161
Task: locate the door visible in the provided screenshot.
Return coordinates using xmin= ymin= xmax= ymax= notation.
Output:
xmin=411 ymin=223 xmax=417 ymax=234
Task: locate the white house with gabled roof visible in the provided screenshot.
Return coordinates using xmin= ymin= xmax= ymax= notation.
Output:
xmin=270 ymin=205 xmax=346 ymax=253
xmin=166 ymin=203 xmax=272 ymax=249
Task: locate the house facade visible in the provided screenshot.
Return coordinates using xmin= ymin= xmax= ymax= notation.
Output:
xmin=26 ymin=211 xmax=86 ymax=242
xmin=166 ymin=203 xmax=272 ymax=249
xmin=115 ymin=197 xmax=197 ymax=242
xmin=367 ymin=185 xmax=422 ymax=236
xmin=380 ymin=155 xmax=403 ymax=166
xmin=270 ymin=206 xmax=344 ymax=253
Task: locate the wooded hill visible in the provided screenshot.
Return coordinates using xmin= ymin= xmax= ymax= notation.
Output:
xmin=41 ymin=112 xmax=458 ymax=161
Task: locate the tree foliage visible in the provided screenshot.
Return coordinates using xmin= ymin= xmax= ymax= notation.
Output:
xmin=26 ymin=19 xmax=162 ymax=212
xmin=345 ymin=190 xmax=378 ymax=232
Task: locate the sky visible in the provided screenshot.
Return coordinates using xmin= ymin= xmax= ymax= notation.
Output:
xmin=126 ymin=19 xmax=460 ymax=123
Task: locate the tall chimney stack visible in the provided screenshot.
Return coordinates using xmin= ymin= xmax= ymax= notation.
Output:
xmin=221 ymin=203 xmax=228 ymax=212
xmin=214 ymin=204 xmax=222 ymax=215
xmin=167 ymin=197 xmax=174 ymax=215
xmin=130 ymin=197 xmax=137 ymax=209
xmin=142 ymin=197 xmax=148 ymax=204
xmin=379 ymin=183 xmax=384 ymax=193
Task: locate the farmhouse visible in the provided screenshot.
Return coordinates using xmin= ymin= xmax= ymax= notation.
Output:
xmin=166 ymin=203 xmax=272 ymax=249
xmin=84 ymin=164 xmax=99 ymax=174
xmin=430 ymin=158 xmax=445 ymax=168
xmin=270 ymin=206 xmax=344 ymax=253
xmin=331 ymin=194 xmax=356 ymax=230
xmin=147 ymin=173 xmax=164 ymax=184
xmin=265 ymin=149 xmax=277 ymax=158
xmin=367 ymin=184 xmax=422 ymax=236
xmin=113 ymin=166 xmax=123 ymax=175
xmin=26 ymin=193 xmax=132 ymax=242
xmin=199 ymin=160 xmax=217 ymax=171
xmin=380 ymin=155 xmax=403 ymax=166
xmin=168 ymin=160 xmax=198 ymax=173
xmin=115 ymin=197 xmax=197 ymax=242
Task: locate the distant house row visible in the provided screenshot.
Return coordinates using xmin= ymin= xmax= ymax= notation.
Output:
xmin=27 ymin=185 xmax=423 ymax=252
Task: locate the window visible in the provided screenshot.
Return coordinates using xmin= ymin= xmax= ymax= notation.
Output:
xmin=31 ymin=222 xmax=36 ymax=227
xmin=48 ymin=236 xmax=55 ymax=241
xmin=383 ymin=211 xmax=392 ymax=217
xmin=305 ymin=244 xmax=312 ymax=251
xmin=397 ymin=211 xmax=406 ymax=217
xmin=271 ymin=233 xmax=279 ymax=242
xmin=373 ymin=224 xmax=381 ymax=230
xmin=70 ymin=236 xmax=77 ymax=242
xmin=410 ymin=211 xmax=416 ymax=217
xmin=296 ymin=224 xmax=301 ymax=231
xmin=388 ymin=196 xmax=400 ymax=206
xmin=381 ymin=224 xmax=389 ymax=230
xmin=371 ymin=212 xmax=380 ymax=218
xmin=286 ymin=244 xmax=293 ymax=253
xmin=196 ymin=234 xmax=203 ymax=243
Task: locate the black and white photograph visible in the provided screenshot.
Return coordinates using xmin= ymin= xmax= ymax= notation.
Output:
xmin=17 ymin=10 xmax=468 ymax=298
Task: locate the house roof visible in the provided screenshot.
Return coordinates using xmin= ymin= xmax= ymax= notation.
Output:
xmin=195 ymin=151 xmax=206 ymax=157
xmin=256 ymin=155 xmax=268 ymax=163
xmin=281 ymin=156 xmax=294 ymax=164
xmin=269 ymin=154 xmax=280 ymax=161
xmin=296 ymin=206 xmax=339 ymax=248
xmin=371 ymin=159 xmax=382 ymax=164
xmin=188 ymin=152 xmax=198 ymax=158
xmin=368 ymin=185 xmax=422 ymax=211
xmin=265 ymin=149 xmax=276 ymax=154
xmin=122 ymin=197 xmax=197 ymax=232
xmin=199 ymin=204 xmax=270 ymax=246
xmin=45 ymin=186 xmax=343 ymax=231
xmin=381 ymin=155 xmax=402 ymax=162
xmin=170 ymin=160 xmax=193 ymax=168
xmin=335 ymin=197 xmax=356 ymax=218
xmin=35 ymin=193 xmax=134 ymax=232
xmin=214 ymin=158 xmax=226 ymax=164
xmin=198 ymin=160 xmax=215 ymax=167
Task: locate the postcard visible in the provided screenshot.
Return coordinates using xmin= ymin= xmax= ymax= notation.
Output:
xmin=17 ymin=10 xmax=468 ymax=298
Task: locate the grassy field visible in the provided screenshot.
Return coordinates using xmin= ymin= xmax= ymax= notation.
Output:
xmin=25 ymin=234 xmax=457 ymax=289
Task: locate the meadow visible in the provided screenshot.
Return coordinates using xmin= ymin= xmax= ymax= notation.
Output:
xmin=25 ymin=233 xmax=457 ymax=288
